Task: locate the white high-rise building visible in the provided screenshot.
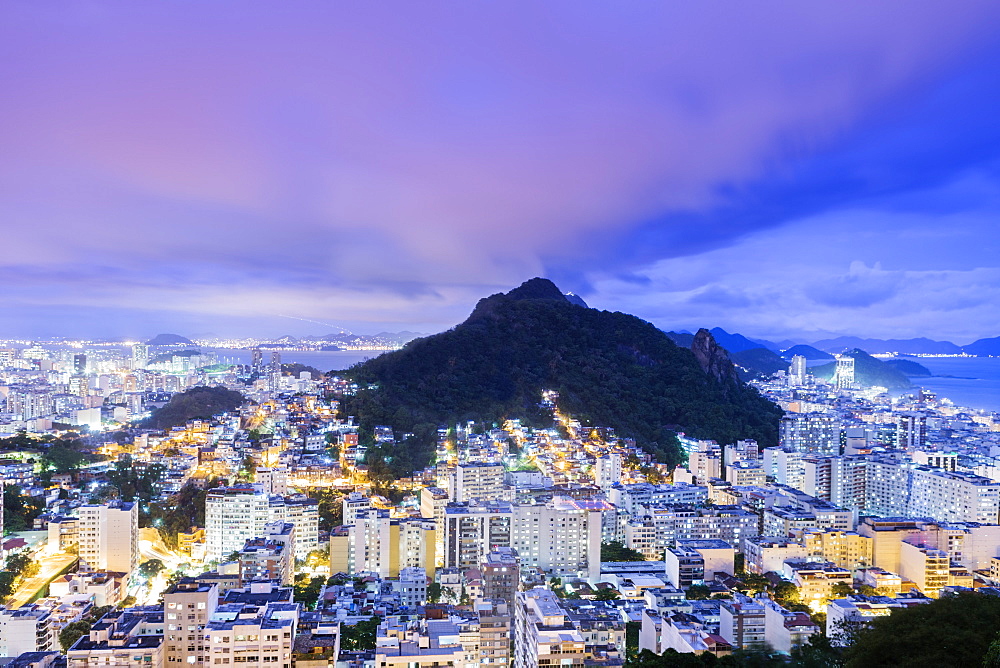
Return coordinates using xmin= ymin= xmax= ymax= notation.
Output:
xmin=205 ymin=487 xmax=272 ymax=563
xmin=780 ymin=413 xmax=841 ymax=456
xmin=788 ymin=355 xmax=807 ymax=386
xmin=594 ymin=454 xmax=623 ymax=489
xmin=78 ymin=501 xmax=139 ymax=576
xmin=131 ymin=344 xmax=149 ymax=370
xmin=834 ymin=355 xmax=855 ymax=389
xmin=510 ymin=498 xmax=604 ymax=578
xmin=206 ymin=487 xmax=319 ymax=563
xmin=455 ymin=462 xmax=506 ymax=503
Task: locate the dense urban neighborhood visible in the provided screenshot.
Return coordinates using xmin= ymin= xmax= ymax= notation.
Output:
xmin=2 ymin=317 xmax=1000 ymax=667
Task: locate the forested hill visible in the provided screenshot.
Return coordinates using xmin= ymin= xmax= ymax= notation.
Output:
xmin=337 ymin=278 xmax=783 ymax=474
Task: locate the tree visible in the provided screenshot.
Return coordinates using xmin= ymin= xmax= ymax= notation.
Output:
xmin=595 ymin=587 xmax=621 ymax=601
xmin=601 ymin=541 xmax=646 ymax=562
xmin=340 ymin=615 xmax=379 ymax=651
xmin=985 ymin=632 xmax=1000 ymax=668
xmin=138 ymin=559 xmax=165 ymax=579
xmin=773 ymin=581 xmax=800 ymax=606
xmin=685 ymin=584 xmax=712 ymax=600
xmin=0 ymin=571 xmax=16 ymax=599
xmin=144 ymin=386 xmax=246 ymax=430
xmin=427 ymin=582 xmax=443 ymax=604
xmin=308 ymin=489 xmax=344 ymax=531
xmin=845 ymin=592 xmax=1000 ymax=667
xmin=41 ymin=439 xmax=88 ymax=474
xmin=60 ymin=621 xmax=92 ymax=651
xmin=830 ymin=582 xmax=854 ymax=598
xmin=738 ymin=572 xmax=770 ymax=595
xmin=293 ymin=575 xmax=326 ymax=610
xmin=3 ymin=484 xmax=45 ymax=533
xmin=237 ymin=453 xmax=256 ymax=482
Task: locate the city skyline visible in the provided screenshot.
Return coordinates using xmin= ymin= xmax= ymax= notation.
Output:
xmin=4 ymin=3 xmax=1000 ymax=341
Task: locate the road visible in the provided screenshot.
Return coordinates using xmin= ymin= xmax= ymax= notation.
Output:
xmin=7 ymin=552 xmax=77 ymax=608
xmin=136 ymin=531 xmax=191 ymax=605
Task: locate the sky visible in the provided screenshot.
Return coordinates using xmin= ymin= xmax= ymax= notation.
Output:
xmin=3 ymin=2 xmax=1000 ymax=343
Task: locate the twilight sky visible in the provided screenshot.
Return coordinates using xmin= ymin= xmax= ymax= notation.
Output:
xmin=3 ymin=2 xmax=1000 ymax=343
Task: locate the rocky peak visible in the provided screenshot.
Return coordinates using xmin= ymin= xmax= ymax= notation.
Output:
xmin=691 ymin=328 xmax=738 ymax=383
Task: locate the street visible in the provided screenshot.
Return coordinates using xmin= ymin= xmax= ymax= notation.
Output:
xmin=7 ymin=552 xmax=78 ymax=608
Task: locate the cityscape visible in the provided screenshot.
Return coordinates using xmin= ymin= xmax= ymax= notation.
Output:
xmin=4 ymin=3 xmax=1000 ymax=668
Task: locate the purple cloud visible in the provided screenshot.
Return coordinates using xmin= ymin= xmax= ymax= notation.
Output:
xmin=1 ymin=3 xmax=1000 ymax=337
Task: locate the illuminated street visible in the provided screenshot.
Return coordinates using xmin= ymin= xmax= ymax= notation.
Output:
xmin=7 ymin=552 xmax=77 ymax=609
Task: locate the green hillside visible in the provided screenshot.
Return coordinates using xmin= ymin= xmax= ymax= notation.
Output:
xmin=144 ymin=386 xmax=246 ymax=430
xmin=337 ymin=278 xmax=782 ymax=474
xmin=810 ymin=349 xmax=912 ymax=389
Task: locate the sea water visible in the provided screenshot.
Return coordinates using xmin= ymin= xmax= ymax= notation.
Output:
xmin=202 ymin=348 xmax=387 ymax=372
xmin=899 ymin=357 xmax=1000 ymax=413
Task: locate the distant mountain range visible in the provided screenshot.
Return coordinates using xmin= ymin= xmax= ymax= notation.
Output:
xmin=671 ymin=328 xmax=1000 ymax=359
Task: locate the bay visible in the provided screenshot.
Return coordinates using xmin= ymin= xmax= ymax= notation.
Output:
xmin=901 ymin=357 xmax=1000 ymax=413
xmin=200 ymin=348 xmax=387 ymax=372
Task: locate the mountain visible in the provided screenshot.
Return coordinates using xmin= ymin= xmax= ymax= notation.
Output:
xmin=810 ymin=349 xmax=912 ymax=389
xmin=780 ymin=344 xmax=834 ymax=360
xmin=563 ymin=292 xmax=589 ymax=308
xmin=144 ymin=386 xmax=245 ymax=430
xmin=146 ymin=333 xmax=194 ymax=346
xmin=338 ymin=278 xmax=782 ymax=474
xmin=729 ymin=347 xmax=790 ymax=379
xmin=883 ymin=358 xmax=932 ymax=377
xmin=963 ymin=337 xmax=1000 ymax=356
xmin=810 ymin=336 xmax=961 ymax=355
xmin=664 ymin=331 xmax=695 ymax=347
xmin=709 ymin=327 xmax=778 ymax=353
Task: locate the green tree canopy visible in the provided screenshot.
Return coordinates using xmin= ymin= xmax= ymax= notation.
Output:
xmin=601 ymin=541 xmax=646 ymax=562
xmin=845 ymin=592 xmax=1000 ymax=668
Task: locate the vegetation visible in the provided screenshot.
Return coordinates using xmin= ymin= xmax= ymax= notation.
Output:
xmin=41 ymin=438 xmax=89 ymax=473
xmin=626 ymin=637 xmax=840 ymax=667
xmin=149 ymin=479 xmax=223 ymax=549
xmin=595 ymin=588 xmax=621 ymax=601
xmin=138 ymin=558 xmax=165 ymax=578
xmin=104 ymin=454 xmax=165 ymax=518
xmin=143 ymin=386 xmax=246 ymax=430
xmin=810 ymin=349 xmax=911 ymax=389
xmin=309 ymin=489 xmax=344 ymax=531
xmin=337 ymin=278 xmax=781 ymax=475
xmin=0 ymin=551 xmax=40 ymax=600
xmin=601 ymin=540 xmax=647 ymax=562
xmin=282 ymin=363 xmax=324 ymax=379
xmin=293 ymin=574 xmax=326 ymax=610
xmin=882 ymin=358 xmax=932 ymax=377
xmin=59 ymin=605 xmax=114 ymax=650
xmin=59 ymin=620 xmax=93 ymax=651
xmin=729 ymin=347 xmax=790 ymax=379
xmin=684 ymin=584 xmax=712 ymax=600
xmin=844 ymin=592 xmax=1000 ymax=667
xmin=340 ymin=615 xmax=380 ymax=651
xmin=3 ymin=484 xmax=45 ymax=534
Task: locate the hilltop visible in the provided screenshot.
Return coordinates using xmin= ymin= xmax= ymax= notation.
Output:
xmin=337 ymin=278 xmax=782 ymax=474
xmin=809 ymin=349 xmax=914 ymax=389
xmin=146 ymin=333 xmax=194 ymax=346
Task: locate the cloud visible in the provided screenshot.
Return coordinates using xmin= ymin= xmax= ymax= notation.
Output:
xmin=1 ymin=3 xmax=1000 ymax=335
xmin=806 ymin=262 xmax=903 ymax=308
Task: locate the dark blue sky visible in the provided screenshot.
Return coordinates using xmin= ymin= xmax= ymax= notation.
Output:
xmin=2 ymin=2 xmax=1000 ymax=342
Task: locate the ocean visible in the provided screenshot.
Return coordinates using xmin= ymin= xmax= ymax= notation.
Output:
xmin=901 ymin=357 xmax=1000 ymax=413
xmin=201 ymin=348 xmax=388 ymax=372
